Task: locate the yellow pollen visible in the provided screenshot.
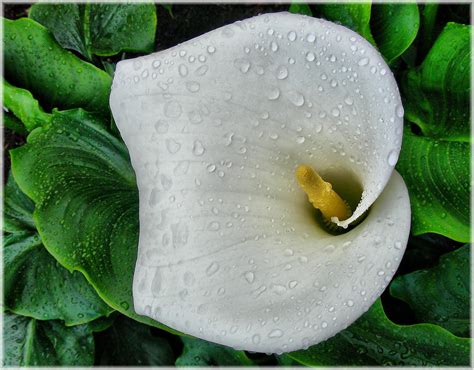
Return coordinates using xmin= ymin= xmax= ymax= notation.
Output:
xmin=295 ymin=164 xmax=352 ymax=221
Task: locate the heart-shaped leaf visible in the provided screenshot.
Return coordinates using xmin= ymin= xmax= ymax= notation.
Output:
xmin=29 ymin=3 xmax=157 ymax=60
xmin=288 ymin=299 xmax=470 ymax=366
xmin=10 ymin=109 xmax=177 ymax=333
xmin=3 ymin=312 xmax=94 ymax=366
xmin=396 ymin=130 xmax=470 ymax=242
xmin=401 ymin=22 xmax=471 ymax=141
xmin=391 ymin=245 xmax=470 ymax=337
xmin=4 ymin=173 xmax=113 ymax=325
xmin=4 ymin=18 xmax=111 ymax=114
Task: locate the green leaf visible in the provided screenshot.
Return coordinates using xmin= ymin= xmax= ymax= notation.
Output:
xmin=98 ymin=316 xmax=174 ymax=366
xmin=371 ymin=3 xmax=420 ymax=63
xmin=176 ymin=337 xmax=254 ymax=366
xmin=401 ymin=22 xmax=471 ymax=141
xmin=3 ymin=113 xmax=29 ymax=136
xmin=288 ymin=299 xmax=470 ymax=366
xmin=317 ymin=4 xmax=376 ymax=45
xmin=289 ymin=3 xmax=313 ymax=16
xmin=4 ymin=18 xmax=111 ymax=114
xmin=3 ymin=79 xmax=51 ymax=131
xmin=3 ymin=311 xmax=94 ymax=366
xmin=10 ymin=109 xmax=177 ymax=333
xmin=391 ymin=245 xmax=470 ymax=337
xmin=29 ymin=3 xmax=157 ymax=60
xmin=3 ymin=172 xmax=35 ymax=233
xmin=4 ymin=231 xmax=113 ymax=326
xmin=396 ymin=131 xmax=470 ymax=242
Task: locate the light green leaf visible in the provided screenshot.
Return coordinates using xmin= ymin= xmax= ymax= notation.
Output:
xmin=371 ymin=3 xmax=420 ymax=63
xmin=29 ymin=3 xmax=157 ymax=60
xmin=3 ymin=79 xmax=51 ymax=131
xmin=4 ymin=18 xmax=111 ymax=114
xmin=3 ymin=311 xmax=94 ymax=366
xmin=391 ymin=245 xmax=470 ymax=337
xmin=10 ymin=109 xmax=177 ymax=333
xmin=288 ymin=299 xmax=470 ymax=366
xmin=396 ymin=131 xmax=470 ymax=242
xmin=401 ymin=22 xmax=471 ymax=141
xmin=289 ymin=3 xmax=313 ymax=16
xmin=4 ymin=231 xmax=113 ymax=326
xmin=176 ymin=337 xmax=254 ymax=366
xmin=98 ymin=316 xmax=174 ymax=366
xmin=317 ymin=3 xmax=376 ymax=45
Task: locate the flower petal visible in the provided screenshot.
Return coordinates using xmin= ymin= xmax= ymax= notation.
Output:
xmin=110 ymin=12 xmax=409 ymax=353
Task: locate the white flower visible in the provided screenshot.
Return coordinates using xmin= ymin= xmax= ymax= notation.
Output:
xmin=110 ymin=12 xmax=410 ymax=354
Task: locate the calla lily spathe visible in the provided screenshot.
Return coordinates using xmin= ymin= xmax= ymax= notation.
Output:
xmin=110 ymin=12 xmax=410 ymax=353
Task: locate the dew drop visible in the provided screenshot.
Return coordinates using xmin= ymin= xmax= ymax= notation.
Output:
xmin=207 ymin=45 xmax=216 ymax=54
xmin=206 ymin=262 xmax=219 ymax=276
xmin=387 ymin=150 xmax=398 ymax=166
xmin=306 ymin=52 xmax=315 ymax=62
xmin=207 ymin=164 xmax=216 ymax=173
xmin=178 ymin=64 xmax=188 ymax=77
xmin=358 ymin=57 xmax=369 ymax=66
xmin=192 ymin=140 xmax=205 ymax=156
xmin=234 ymin=58 xmax=251 ymax=73
xmin=267 ymin=87 xmax=280 ymax=100
xmin=287 ymin=31 xmax=297 ymax=42
xmin=186 ymin=81 xmax=200 ymax=92
xmin=396 ymin=104 xmax=404 ymax=118
xmin=276 ymin=65 xmax=289 ymax=80
xmin=287 ymin=90 xmax=305 ymax=107
xmin=306 ymin=33 xmax=316 ymax=43
xmin=268 ymin=329 xmax=283 ymax=338
xmin=166 ymin=139 xmax=181 ymax=154
xmin=244 ymin=271 xmax=255 ymax=283
xmin=296 ymin=136 xmax=305 ymax=144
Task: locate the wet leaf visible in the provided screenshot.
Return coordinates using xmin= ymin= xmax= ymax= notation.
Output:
xmin=401 ymin=22 xmax=471 ymax=140
xmin=4 ymin=18 xmax=111 ymax=114
xmin=317 ymin=4 xmax=376 ymax=45
xmin=396 ymin=130 xmax=470 ymax=242
xmin=371 ymin=3 xmax=420 ymax=63
xmin=3 ymin=311 xmax=94 ymax=366
xmin=391 ymin=245 xmax=470 ymax=337
xmin=176 ymin=337 xmax=254 ymax=366
xmin=10 ymin=109 xmax=177 ymax=333
xmin=3 ymin=79 xmax=51 ymax=131
xmin=29 ymin=3 xmax=157 ymax=60
xmin=288 ymin=299 xmax=470 ymax=366
xmin=289 ymin=3 xmax=313 ymax=16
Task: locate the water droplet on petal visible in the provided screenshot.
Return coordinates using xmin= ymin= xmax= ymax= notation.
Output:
xmin=387 ymin=150 xmax=398 ymax=166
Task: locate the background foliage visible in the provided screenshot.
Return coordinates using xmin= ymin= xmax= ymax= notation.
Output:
xmin=3 ymin=2 xmax=471 ymax=367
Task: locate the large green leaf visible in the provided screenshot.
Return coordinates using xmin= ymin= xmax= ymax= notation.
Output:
xmin=401 ymin=22 xmax=471 ymax=141
xmin=4 ymin=172 xmax=113 ymax=325
xmin=10 ymin=109 xmax=176 ymax=333
xmin=391 ymin=245 xmax=470 ymax=337
xmin=4 ymin=231 xmax=113 ymax=326
xmin=98 ymin=316 xmax=174 ymax=366
xmin=176 ymin=337 xmax=254 ymax=366
xmin=29 ymin=3 xmax=157 ymax=60
xmin=396 ymin=131 xmax=470 ymax=242
xmin=317 ymin=4 xmax=376 ymax=45
xmin=3 ymin=79 xmax=51 ymax=132
xmin=3 ymin=172 xmax=35 ymax=233
xmin=371 ymin=3 xmax=420 ymax=63
xmin=3 ymin=312 xmax=94 ymax=366
xmin=4 ymin=18 xmax=111 ymax=114
xmin=288 ymin=299 xmax=470 ymax=366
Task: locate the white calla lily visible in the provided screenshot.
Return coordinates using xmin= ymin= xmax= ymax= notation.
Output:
xmin=110 ymin=12 xmax=410 ymax=353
